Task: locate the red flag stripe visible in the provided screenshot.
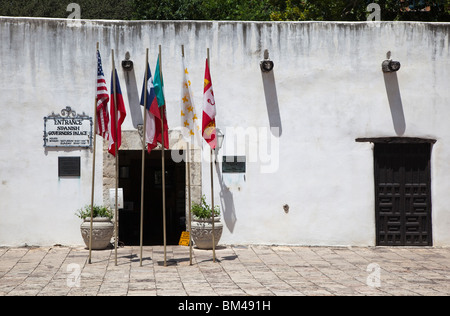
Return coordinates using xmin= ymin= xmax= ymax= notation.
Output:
xmin=108 ymin=69 xmax=126 ymax=157
xmin=96 ymin=51 xmax=109 ymax=139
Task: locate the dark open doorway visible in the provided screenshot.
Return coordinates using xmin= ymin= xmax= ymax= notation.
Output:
xmin=118 ymin=150 xmax=186 ymax=246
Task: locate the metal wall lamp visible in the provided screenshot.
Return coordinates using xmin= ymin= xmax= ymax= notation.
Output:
xmin=216 ymin=128 xmax=225 ymax=152
xmin=382 ymin=51 xmax=401 ymax=73
xmin=122 ymin=52 xmax=134 ymax=72
xmin=260 ymin=49 xmax=274 ymax=72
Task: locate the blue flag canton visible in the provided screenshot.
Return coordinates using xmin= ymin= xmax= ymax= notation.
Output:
xmin=97 ymin=51 xmax=105 ymax=77
xmin=111 ymin=69 xmax=123 ymax=95
xmin=140 ymin=64 xmax=157 ymax=110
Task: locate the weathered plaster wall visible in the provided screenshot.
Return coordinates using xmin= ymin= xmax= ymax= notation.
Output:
xmin=1 ymin=17 xmax=450 ymax=246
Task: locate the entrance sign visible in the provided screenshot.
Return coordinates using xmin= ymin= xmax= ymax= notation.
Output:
xmin=44 ymin=107 xmax=93 ymax=148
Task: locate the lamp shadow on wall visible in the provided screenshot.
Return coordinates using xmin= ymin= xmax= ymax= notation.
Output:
xmin=261 ymin=71 xmax=282 ymax=137
xmin=123 ymin=68 xmax=144 ymax=128
xmin=215 ymin=160 xmax=237 ymax=233
xmin=383 ymin=72 xmax=406 ymax=136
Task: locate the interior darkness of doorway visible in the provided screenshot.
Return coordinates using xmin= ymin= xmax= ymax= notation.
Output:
xmin=118 ymin=150 xmax=186 ymax=246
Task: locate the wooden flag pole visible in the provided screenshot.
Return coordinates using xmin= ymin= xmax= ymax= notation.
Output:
xmin=89 ymin=41 xmax=100 ymax=264
xmin=159 ymin=45 xmax=167 ymax=267
xmin=210 ymin=147 xmax=216 ymax=263
xmin=112 ymin=49 xmax=119 ymax=266
xmin=187 ymin=141 xmax=193 ymax=265
xmin=139 ymin=49 xmax=149 ymax=267
xmin=182 ymin=44 xmax=193 ymax=266
xmin=207 ymin=48 xmax=216 ymax=263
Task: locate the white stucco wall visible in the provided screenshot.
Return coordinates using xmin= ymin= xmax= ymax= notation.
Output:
xmin=1 ymin=17 xmax=450 ymax=247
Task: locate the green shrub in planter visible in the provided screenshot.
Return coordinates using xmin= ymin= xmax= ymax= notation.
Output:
xmin=77 ymin=205 xmax=114 ymax=250
xmin=191 ymin=195 xmax=220 ymax=219
xmin=76 ymin=205 xmax=113 ymax=220
xmin=190 ymin=195 xmax=222 ymax=249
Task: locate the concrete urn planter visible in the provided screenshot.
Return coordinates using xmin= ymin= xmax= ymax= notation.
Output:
xmin=191 ymin=217 xmax=223 ymax=250
xmin=80 ymin=217 xmax=114 ymax=250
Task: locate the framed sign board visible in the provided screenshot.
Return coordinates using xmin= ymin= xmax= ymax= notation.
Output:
xmin=44 ymin=107 xmax=93 ymax=148
xmin=109 ymin=188 xmax=124 ymax=209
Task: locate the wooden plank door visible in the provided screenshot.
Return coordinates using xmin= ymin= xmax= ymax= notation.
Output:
xmin=374 ymin=143 xmax=432 ymax=246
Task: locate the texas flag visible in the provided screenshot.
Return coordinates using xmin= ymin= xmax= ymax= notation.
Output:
xmin=202 ymin=60 xmax=216 ymax=149
xmin=141 ymin=58 xmax=169 ymax=153
xmin=108 ymin=69 xmax=126 ymax=156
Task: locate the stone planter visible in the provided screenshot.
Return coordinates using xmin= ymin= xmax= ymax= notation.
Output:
xmin=80 ymin=217 xmax=114 ymax=250
xmin=191 ymin=217 xmax=223 ymax=250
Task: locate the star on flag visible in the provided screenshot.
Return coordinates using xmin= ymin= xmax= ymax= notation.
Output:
xmin=180 ymin=56 xmax=202 ymax=145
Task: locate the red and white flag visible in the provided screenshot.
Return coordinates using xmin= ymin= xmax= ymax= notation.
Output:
xmin=202 ymin=60 xmax=216 ymax=149
xmin=96 ymin=50 xmax=109 ymax=139
xmin=108 ymin=69 xmax=126 ymax=156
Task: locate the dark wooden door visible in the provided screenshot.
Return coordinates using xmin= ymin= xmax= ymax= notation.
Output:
xmin=374 ymin=143 xmax=432 ymax=246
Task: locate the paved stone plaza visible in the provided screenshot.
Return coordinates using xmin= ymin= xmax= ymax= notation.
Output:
xmin=1 ymin=245 xmax=450 ymax=296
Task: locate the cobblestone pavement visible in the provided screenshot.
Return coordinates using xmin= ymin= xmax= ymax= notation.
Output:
xmin=1 ymin=245 xmax=450 ymax=296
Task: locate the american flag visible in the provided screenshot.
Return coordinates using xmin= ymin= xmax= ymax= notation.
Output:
xmin=96 ymin=50 xmax=109 ymax=139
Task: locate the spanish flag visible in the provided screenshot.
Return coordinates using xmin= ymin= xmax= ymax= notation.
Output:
xmin=180 ymin=54 xmax=202 ymax=145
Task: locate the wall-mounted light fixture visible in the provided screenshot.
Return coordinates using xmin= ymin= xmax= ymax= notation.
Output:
xmin=215 ymin=128 xmax=225 ymax=153
xmin=382 ymin=51 xmax=401 ymax=73
xmin=122 ymin=51 xmax=133 ymax=72
xmin=260 ymin=49 xmax=274 ymax=72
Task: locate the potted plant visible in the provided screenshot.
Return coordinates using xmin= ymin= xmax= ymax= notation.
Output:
xmin=76 ymin=205 xmax=114 ymax=250
xmin=190 ymin=195 xmax=223 ymax=250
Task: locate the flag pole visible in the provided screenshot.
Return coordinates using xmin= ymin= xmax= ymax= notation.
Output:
xmin=112 ymin=49 xmax=119 ymax=267
xmin=89 ymin=41 xmax=100 ymax=264
xmin=210 ymin=148 xmax=216 ymax=263
xmin=187 ymin=141 xmax=193 ymax=265
xmin=159 ymin=45 xmax=167 ymax=267
xmin=139 ymin=48 xmax=149 ymax=267
xmin=182 ymin=44 xmax=193 ymax=266
xmin=207 ymin=48 xmax=216 ymax=263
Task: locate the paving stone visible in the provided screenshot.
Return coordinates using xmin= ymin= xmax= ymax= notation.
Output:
xmin=1 ymin=245 xmax=450 ymax=296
